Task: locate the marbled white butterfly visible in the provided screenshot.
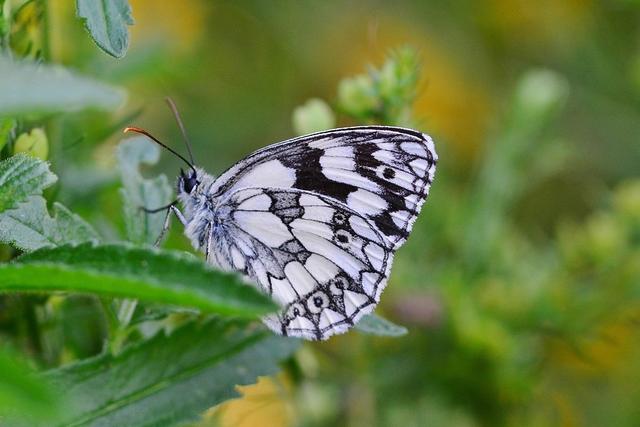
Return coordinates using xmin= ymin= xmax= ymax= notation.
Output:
xmin=125 ymin=112 xmax=437 ymax=340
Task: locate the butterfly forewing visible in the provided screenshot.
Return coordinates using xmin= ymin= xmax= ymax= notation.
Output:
xmin=210 ymin=127 xmax=437 ymax=250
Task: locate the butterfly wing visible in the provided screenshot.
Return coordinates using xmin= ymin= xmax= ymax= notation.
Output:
xmin=207 ymin=126 xmax=437 ymax=340
xmin=210 ymin=126 xmax=437 ymax=250
xmin=213 ymin=187 xmax=394 ymax=340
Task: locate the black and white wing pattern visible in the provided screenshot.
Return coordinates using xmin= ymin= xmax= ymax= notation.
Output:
xmin=208 ymin=126 xmax=437 ymax=340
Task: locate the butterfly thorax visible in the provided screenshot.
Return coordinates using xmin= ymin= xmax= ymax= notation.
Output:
xmin=176 ymin=168 xmax=227 ymax=260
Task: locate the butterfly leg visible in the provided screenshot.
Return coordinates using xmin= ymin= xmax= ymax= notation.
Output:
xmin=151 ymin=204 xmax=187 ymax=247
xmin=205 ymin=222 xmax=215 ymax=263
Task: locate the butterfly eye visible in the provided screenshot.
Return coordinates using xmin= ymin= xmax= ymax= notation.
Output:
xmin=181 ymin=170 xmax=199 ymax=194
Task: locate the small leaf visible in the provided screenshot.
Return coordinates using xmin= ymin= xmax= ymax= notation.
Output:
xmin=0 ymin=348 xmax=64 ymax=423
xmin=44 ymin=319 xmax=300 ymax=427
xmin=0 ymin=58 xmax=125 ymax=116
xmin=76 ymin=0 xmax=134 ymax=58
xmin=0 ymin=154 xmax=56 ymax=213
xmin=118 ymin=136 xmax=173 ymax=245
xmin=0 ymin=243 xmax=277 ymax=317
xmin=0 ymin=196 xmax=100 ymax=251
xmin=355 ymin=313 xmax=408 ymax=337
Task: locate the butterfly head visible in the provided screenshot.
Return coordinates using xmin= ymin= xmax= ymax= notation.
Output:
xmin=178 ymin=168 xmax=199 ymax=195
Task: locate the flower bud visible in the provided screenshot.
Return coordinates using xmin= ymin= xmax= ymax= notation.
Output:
xmin=14 ymin=127 xmax=49 ymax=160
xmin=292 ymin=98 xmax=335 ymax=135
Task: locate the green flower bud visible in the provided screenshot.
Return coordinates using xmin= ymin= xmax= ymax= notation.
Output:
xmin=292 ymin=98 xmax=336 ymax=136
xmin=337 ymin=74 xmax=377 ymax=118
xmin=14 ymin=127 xmax=49 ymax=160
xmin=377 ymin=48 xmax=419 ymax=103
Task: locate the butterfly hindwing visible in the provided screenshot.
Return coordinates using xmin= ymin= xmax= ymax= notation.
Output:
xmin=213 ymin=187 xmax=393 ymax=340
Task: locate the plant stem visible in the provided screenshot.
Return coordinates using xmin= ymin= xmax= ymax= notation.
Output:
xmin=0 ymin=0 xmax=11 ymax=55
xmin=117 ymin=298 xmax=138 ymax=326
xmin=39 ymin=0 xmax=50 ymax=61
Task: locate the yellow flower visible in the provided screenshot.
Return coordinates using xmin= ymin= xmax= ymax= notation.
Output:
xmin=204 ymin=375 xmax=295 ymax=427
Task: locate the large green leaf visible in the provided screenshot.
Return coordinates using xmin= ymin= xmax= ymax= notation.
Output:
xmin=0 ymin=349 xmax=63 ymax=424
xmin=76 ymin=0 xmax=134 ymax=58
xmin=118 ymin=136 xmax=173 ymax=245
xmin=0 ymin=58 xmax=125 ymax=115
xmin=0 ymin=196 xmax=100 ymax=251
xmin=0 ymin=154 xmax=56 ymax=213
xmin=44 ymin=319 xmax=299 ymax=427
xmin=0 ymin=243 xmax=277 ymax=317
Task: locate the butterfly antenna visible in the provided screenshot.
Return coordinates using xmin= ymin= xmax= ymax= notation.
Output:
xmin=123 ymin=126 xmax=196 ymax=173
xmin=165 ymin=97 xmax=196 ymax=166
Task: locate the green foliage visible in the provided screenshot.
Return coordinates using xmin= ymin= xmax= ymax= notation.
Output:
xmin=463 ymin=69 xmax=569 ymax=270
xmin=43 ymin=319 xmax=300 ymax=427
xmin=0 ymin=117 xmax=15 ymax=152
xmin=0 ymin=154 xmax=56 ymax=213
xmin=0 ymin=5 xmax=296 ymax=421
xmin=0 ymin=243 xmax=277 ymax=317
xmin=1 ymin=2 xmax=639 ymax=427
xmin=355 ymin=313 xmax=408 ymax=337
xmin=76 ymin=0 xmax=134 ymax=58
xmin=337 ymin=47 xmax=420 ymax=126
xmin=0 ymin=155 xmax=99 ymax=250
xmin=0 ymin=1 xmax=9 ymax=47
xmin=118 ymin=136 xmax=173 ymax=245
xmin=0 ymin=197 xmax=99 ymax=251
xmin=0 ymin=57 xmax=125 ymax=116
xmin=291 ymin=43 xmax=640 ymax=426
xmin=0 ymin=349 xmax=62 ymax=424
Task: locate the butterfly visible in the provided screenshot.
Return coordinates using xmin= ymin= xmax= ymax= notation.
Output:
xmin=125 ymin=118 xmax=437 ymax=340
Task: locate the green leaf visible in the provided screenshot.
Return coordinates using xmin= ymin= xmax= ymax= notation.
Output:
xmin=0 ymin=348 xmax=63 ymax=423
xmin=76 ymin=0 xmax=134 ymax=58
xmin=355 ymin=313 xmax=408 ymax=337
xmin=118 ymin=136 xmax=173 ymax=245
xmin=0 ymin=154 xmax=56 ymax=213
xmin=0 ymin=196 xmax=100 ymax=252
xmin=0 ymin=243 xmax=277 ymax=317
xmin=0 ymin=117 xmax=15 ymax=152
xmin=44 ymin=319 xmax=299 ymax=427
xmin=0 ymin=58 xmax=125 ymax=116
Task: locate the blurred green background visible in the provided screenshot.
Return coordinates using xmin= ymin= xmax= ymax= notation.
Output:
xmin=3 ymin=1 xmax=640 ymax=426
